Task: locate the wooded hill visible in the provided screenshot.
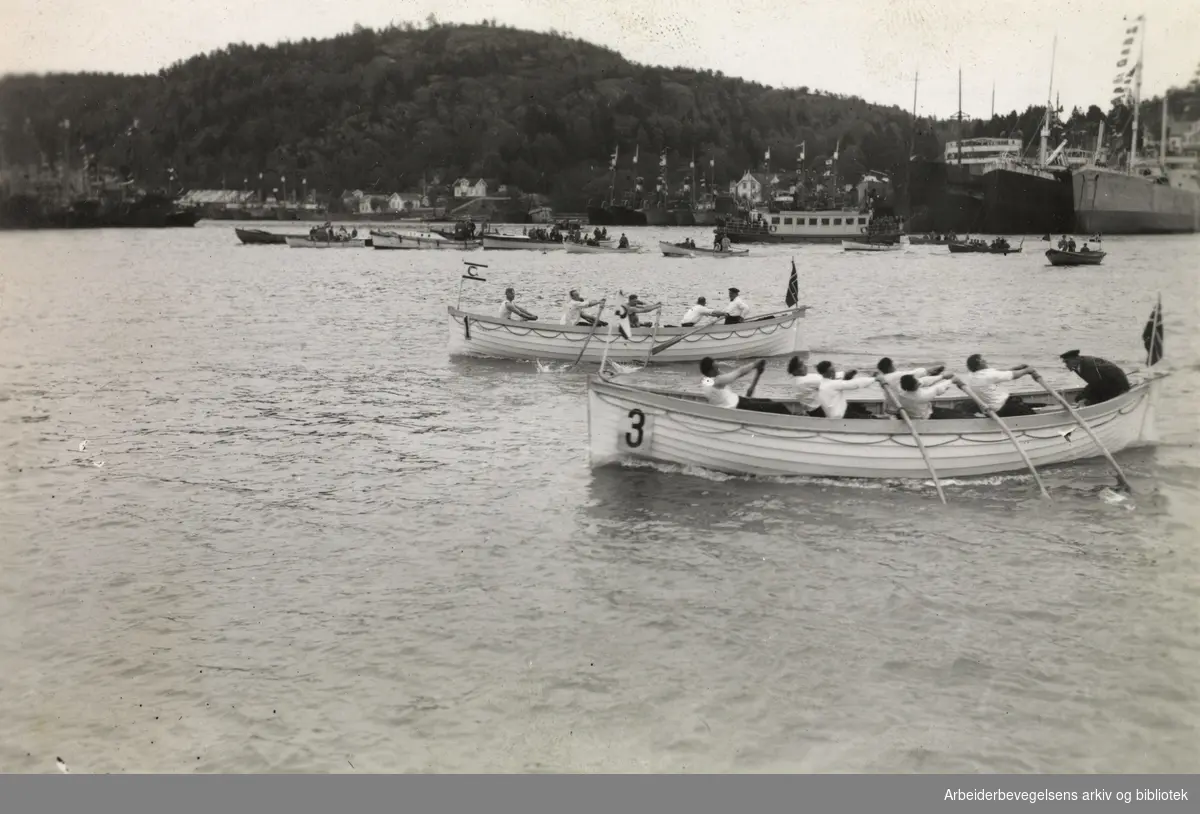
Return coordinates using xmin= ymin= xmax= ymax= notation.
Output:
xmin=1 ymin=19 xmax=1193 ymax=211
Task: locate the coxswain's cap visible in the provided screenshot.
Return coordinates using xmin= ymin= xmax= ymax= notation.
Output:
xmin=1060 ymin=349 xmax=1081 ymax=361
xmin=728 ymin=287 xmax=740 ymax=295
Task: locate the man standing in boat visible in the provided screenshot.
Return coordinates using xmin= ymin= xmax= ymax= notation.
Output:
xmin=1060 ymin=350 xmax=1130 ymax=406
xmin=498 ymin=287 xmax=538 ymax=322
xmin=724 ymin=288 xmax=751 ymax=324
xmin=959 ymin=354 xmax=1037 ymax=417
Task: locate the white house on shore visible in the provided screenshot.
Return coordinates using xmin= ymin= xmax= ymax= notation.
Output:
xmin=730 ymin=171 xmax=781 ymax=205
xmin=387 ymin=191 xmax=430 ymax=211
xmin=453 ymin=178 xmax=489 ymax=198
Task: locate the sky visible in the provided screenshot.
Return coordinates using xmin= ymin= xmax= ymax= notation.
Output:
xmin=1 ymin=0 xmax=1198 ymax=119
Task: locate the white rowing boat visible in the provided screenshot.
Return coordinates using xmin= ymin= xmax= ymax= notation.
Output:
xmin=659 ymin=241 xmax=749 ymax=258
xmin=372 ymin=230 xmax=477 ymax=250
xmin=565 ymin=242 xmax=640 ymax=254
xmin=587 ymin=373 xmax=1164 ymax=480
xmin=482 ymin=234 xmax=566 ymax=251
xmin=447 ymin=306 xmax=809 ymax=363
xmin=285 ymin=236 xmax=366 ymax=249
xmin=841 ymin=239 xmax=904 ymax=252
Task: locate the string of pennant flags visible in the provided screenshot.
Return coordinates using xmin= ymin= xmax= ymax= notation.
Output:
xmin=1111 ymin=14 xmax=1145 ymax=108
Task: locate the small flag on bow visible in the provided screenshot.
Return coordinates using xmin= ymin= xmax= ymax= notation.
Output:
xmin=1142 ymin=295 xmax=1163 ymax=366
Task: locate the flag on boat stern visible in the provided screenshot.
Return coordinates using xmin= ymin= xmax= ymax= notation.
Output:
xmin=1142 ymin=295 xmax=1163 ymax=366
xmin=785 ymin=259 xmax=799 ymax=307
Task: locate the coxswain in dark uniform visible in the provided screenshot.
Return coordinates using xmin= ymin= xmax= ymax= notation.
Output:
xmin=1060 ymin=350 xmax=1131 ymax=406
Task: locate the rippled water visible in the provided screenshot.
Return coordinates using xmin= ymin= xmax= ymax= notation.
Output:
xmin=1 ymin=222 xmax=1198 ymax=773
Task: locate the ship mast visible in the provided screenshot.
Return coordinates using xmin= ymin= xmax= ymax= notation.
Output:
xmin=1040 ymin=35 xmax=1057 ymax=167
xmin=1129 ymin=17 xmax=1146 ymax=173
xmin=956 ymin=67 xmax=963 ymax=166
xmin=1160 ymin=94 xmax=1168 ymax=167
xmin=905 ymin=69 xmax=918 ymax=218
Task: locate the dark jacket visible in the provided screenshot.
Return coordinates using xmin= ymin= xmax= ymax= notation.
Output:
xmin=1071 ymin=355 xmax=1131 ymax=404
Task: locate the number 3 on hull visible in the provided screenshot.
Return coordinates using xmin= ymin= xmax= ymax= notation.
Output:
xmin=622 ymin=408 xmax=653 ymax=452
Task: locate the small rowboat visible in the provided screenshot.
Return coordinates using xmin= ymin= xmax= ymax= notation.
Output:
xmin=235 ymin=227 xmax=291 ymax=245
xmin=1046 ymin=248 xmax=1106 ymax=266
xmin=842 ymin=239 xmax=903 ymax=252
xmin=565 ymin=242 xmax=640 ymax=254
xmin=448 ymin=306 xmax=809 ymax=363
xmin=658 ymin=241 xmax=749 ymax=258
xmin=284 ymin=236 xmax=366 ymax=249
xmin=482 ymin=234 xmax=566 ymax=251
xmin=948 ymin=241 xmax=1021 ymax=255
xmin=587 ymin=373 xmax=1164 ymax=480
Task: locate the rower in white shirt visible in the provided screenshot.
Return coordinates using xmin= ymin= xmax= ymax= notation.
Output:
xmin=561 ymin=289 xmax=603 ymax=325
xmin=786 ymin=356 xmax=832 ymax=416
xmin=874 ymin=357 xmax=946 ymax=416
xmin=698 ymin=357 xmax=792 ymax=415
xmin=723 ymin=287 xmax=751 ymax=324
xmin=681 ymin=296 xmax=726 ymax=327
xmin=498 ymin=287 xmax=538 ymax=321
xmin=814 ymin=360 xmax=877 ymax=419
xmin=887 ymin=372 xmax=959 ymax=419
xmin=959 ymin=353 xmax=1037 ymax=417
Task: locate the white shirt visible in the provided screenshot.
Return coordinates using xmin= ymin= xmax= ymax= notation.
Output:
xmin=878 ymin=369 xmax=933 ymax=414
xmin=961 ymin=368 xmax=1016 ymax=411
xmin=896 ymin=380 xmax=956 ymax=420
xmin=498 ymin=299 xmax=516 ymax=320
xmin=790 ymin=372 xmax=825 ymax=412
xmin=700 ymin=377 xmax=739 ymax=409
xmin=683 ymin=304 xmax=718 ymax=324
xmin=817 ymin=376 xmax=876 ymax=419
xmin=726 ymin=296 xmax=750 ymax=319
xmin=561 ymin=298 xmax=592 ymax=325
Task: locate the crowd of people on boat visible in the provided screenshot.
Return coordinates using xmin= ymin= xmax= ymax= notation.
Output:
xmin=694 ymin=349 xmax=1131 ymax=421
xmin=308 ymin=222 xmax=357 ymax=242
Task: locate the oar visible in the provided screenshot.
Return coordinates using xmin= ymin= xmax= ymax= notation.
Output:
xmin=744 ymin=359 xmax=768 ymax=397
xmin=565 ymin=299 xmax=607 ymax=372
xmin=952 ymin=376 xmax=1051 ymax=499
xmin=1031 ymin=372 xmax=1133 ymax=493
xmin=877 ymin=376 xmax=947 ymax=504
xmin=597 ymin=319 xmax=616 ymax=378
xmin=641 ymin=305 xmax=664 ymax=365
xmin=650 ymin=315 xmax=722 ymax=356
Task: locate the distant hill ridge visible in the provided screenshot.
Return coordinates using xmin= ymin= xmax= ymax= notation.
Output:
xmin=1 ymin=20 xmax=1192 ymax=210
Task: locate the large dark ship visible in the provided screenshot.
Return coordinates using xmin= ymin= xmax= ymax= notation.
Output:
xmin=907 ymin=136 xmax=1022 ymax=233
xmin=0 ymin=187 xmax=200 ymax=230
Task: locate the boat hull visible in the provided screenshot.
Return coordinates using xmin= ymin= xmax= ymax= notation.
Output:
xmin=1072 ymin=168 xmax=1200 ymax=234
xmin=947 ymin=242 xmax=1020 ymax=254
xmin=564 ymin=242 xmax=637 ymax=254
xmin=482 ymin=235 xmax=566 ymax=250
xmin=981 ymin=167 xmax=1074 ymax=235
xmin=1045 ymin=249 xmax=1105 ymax=266
xmin=841 ymin=240 xmax=903 ymax=252
xmin=657 ymin=241 xmax=747 ymax=258
xmin=448 ymin=306 xmax=808 ymax=363
xmin=235 ymin=227 xmax=288 ymax=245
xmin=372 ymin=231 xmax=477 ymax=250
xmin=284 ymin=237 xmax=366 ymax=248
xmin=587 ymin=375 xmax=1161 ymax=479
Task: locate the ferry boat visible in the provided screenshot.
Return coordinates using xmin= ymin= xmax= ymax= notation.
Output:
xmin=717 ymin=207 xmax=902 ymax=244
